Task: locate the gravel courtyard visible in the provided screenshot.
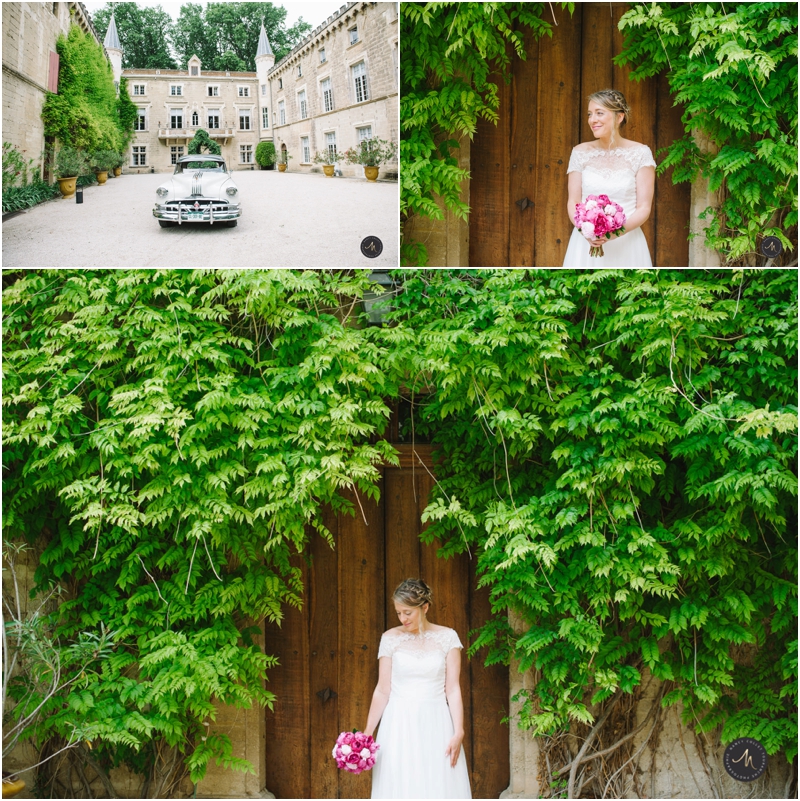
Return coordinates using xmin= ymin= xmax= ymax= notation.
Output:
xmin=2 ymin=170 xmax=398 ymax=268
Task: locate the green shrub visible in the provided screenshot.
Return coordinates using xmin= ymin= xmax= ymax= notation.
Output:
xmin=3 ymin=143 xmax=38 ymax=190
xmin=52 ymin=147 xmax=89 ymax=179
xmin=255 ymin=140 xmax=276 ymax=167
xmin=187 ymin=128 xmax=221 ymax=156
xmin=2 ymin=181 xmax=59 ymax=214
xmin=90 ymin=149 xmax=119 ymax=172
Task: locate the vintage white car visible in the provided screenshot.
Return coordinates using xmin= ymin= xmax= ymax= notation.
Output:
xmin=153 ymin=154 xmax=241 ymax=228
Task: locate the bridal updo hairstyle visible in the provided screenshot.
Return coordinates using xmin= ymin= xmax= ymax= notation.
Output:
xmin=588 ymin=89 xmax=631 ymax=128
xmin=393 ymin=578 xmax=432 ymax=609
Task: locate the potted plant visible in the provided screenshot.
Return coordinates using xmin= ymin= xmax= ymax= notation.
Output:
xmin=255 ymin=141 xmax=276 ymax=171
xmin=91 ymin=150 xmax=117 ymax=185
xmin=312 ymin=150 xmax=337 ymax=178
xmin=277 ymin=150 xmax=291 ymax=173
xmin=52 ymin=147 xmax=88 ymax=199
xmin=112 ymin=151 xmax=124 ymax=177
xmin=340 ymin=138 xmax=397 ymax=182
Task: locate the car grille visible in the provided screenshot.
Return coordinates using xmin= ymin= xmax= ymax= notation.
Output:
xmin=166 ymin=199 xmax=232 ymax=212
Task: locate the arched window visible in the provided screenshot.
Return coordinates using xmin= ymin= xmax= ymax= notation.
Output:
xmin=192 ymin=111 xmax=199 ymax=126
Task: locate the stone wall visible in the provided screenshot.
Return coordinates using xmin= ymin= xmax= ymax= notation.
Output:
xmin=270 ymin=1 xmax=398 ymax=180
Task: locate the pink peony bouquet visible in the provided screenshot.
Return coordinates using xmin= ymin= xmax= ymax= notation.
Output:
xmin=574 ymin=194 xmax=626 ymax=257
xmin=332 ymin=730 xmax=379 ymax=774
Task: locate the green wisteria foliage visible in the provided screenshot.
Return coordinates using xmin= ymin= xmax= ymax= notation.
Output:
xmin=2 ymin=269 xmax=797 ymax=786
xmin=616 ymin=2 xmax=798 ymax=265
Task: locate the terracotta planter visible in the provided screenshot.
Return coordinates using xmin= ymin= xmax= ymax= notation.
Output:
xmin=96 ymin=170 xmax=108 ymax=185
xmin=57 ymin=176 xmax=78 ymax=199
xmin=2 ymin=778 xmax=26 ymax=799
xmin=278 ymin=163 xmax=287 ymax=172
xmin=114 ymin=167 xmax=122 ymax=177
xmin=364 ymin=166 xmax=379 ymax=182
xmin=322 ymin=164 xmax=335 ymax=177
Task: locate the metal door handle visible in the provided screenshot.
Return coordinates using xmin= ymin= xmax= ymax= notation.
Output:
xmin=316 ymin=687 xmax=338 ymax=703
xmin=516 ymin=197 xmax=532 ymax=210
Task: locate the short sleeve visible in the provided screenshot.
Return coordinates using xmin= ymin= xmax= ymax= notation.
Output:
xmin=636 ymin=145 xmax=657 ymax=172
xmin=445 ymin=629 xmax=463 ymax=652
xmin=567 ymin=147 xmax=585 ymax=175
xmin=378 ymin=632 xmax=395 ymax=659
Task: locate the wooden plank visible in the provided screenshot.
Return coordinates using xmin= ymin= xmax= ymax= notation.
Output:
xmin=612 ymin=3 xmax=657 ymax=260
xmin=535 ymin=2 xmax=582 ymax=266
xmin=580 ymin=3 xmax=615 ymax=144
xmin=339 ymin=482 xmax=385 ymax=800
xmin=384 ymin=467 xmax=422 ymax=620
xmin=508 ymin=28 xmax=540 ymax=267
xmin=654 ymin=69 xmax=691 ymax=266
xmin=469 ymin=564 xmax=510 ymax=799
xmin=469 ymin=61 xmax=511 ymax=267
xmin=309 ymin=508 xmax=340 ymax=799
xmin=263 ymin=557 xmax=310 ymax=799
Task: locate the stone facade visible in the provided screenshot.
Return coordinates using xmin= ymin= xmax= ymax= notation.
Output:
xmin=121 ymin=59 xmax=265 ymax=175
xmin=2 ymin=2 xmax=101 ymax=179
xmin=269 ymin=1 xmax=399 ymax=179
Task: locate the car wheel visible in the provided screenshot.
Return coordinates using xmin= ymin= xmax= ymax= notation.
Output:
xmin=158 ymin=220 xmax=175 ymax=228
xmin=225 ymin=220 xmax=238 ymax=228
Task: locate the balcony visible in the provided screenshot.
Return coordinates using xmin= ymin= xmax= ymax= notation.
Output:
xmin=158 ymin=127 xmax=237 ymax=145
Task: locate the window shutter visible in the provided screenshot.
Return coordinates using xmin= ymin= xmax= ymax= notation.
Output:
xmin=48 ymin=51 xmax=59 ymax=93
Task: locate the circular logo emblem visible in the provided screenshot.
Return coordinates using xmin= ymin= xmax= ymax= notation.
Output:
xmin=723 ymin=738 xmax=767 ymax=782
xmin=360 ymin=236 xmax=383 ymax=259
xmin=760 ymin=236 xmax=782 ymax=259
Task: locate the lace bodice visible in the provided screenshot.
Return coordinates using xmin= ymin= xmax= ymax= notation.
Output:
xmin=378 ymin=628 xmax=462 ymax=701
xmin=567 ymin=144 xmax=656 ymax=218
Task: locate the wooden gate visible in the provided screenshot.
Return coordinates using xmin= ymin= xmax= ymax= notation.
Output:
xmin=469 ymin=3 xmax=690 ymax=267
xmin=264 ymin=449 xmax=509 ymax=798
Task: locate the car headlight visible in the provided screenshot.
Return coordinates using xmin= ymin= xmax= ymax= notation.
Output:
xmin=226 ymin=187 xmax=238 ymax=197
xmin=156 ymin=187 xmax=168 ymax=198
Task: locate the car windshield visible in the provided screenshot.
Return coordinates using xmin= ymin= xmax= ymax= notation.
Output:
xmin=174 ymin=160 xmax=226 ymax=174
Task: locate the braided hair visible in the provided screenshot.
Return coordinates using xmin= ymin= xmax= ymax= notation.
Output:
xmin=588 ymin=89 xmax=631 ymax=128
xmin=392 ymin=578 xmax=432 ymax=609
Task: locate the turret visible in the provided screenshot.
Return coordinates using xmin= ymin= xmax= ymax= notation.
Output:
xmin=103 ymin=12 xmax=123 ymax=89
xmin=255 ymin=23 xmax=275 ymax=139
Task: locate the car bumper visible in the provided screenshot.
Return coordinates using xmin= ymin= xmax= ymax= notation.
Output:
xmin=153 ymin=203 xmax=241 ymax=223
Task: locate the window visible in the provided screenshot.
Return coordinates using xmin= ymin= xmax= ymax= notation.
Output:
xmin=207 ymin=85 xmax=219 ymax=96
xmin=240 ymin=144 xmax=253 ymax=164
xmin=352 ymin=61 xmax=368 ymax=103
xmin=278 ymin=77 xmax=283 ymax=89
xmin=170 ymin=145 xmax=184 ymax=164
xmin=191 ymin=111 xmax=199 ymax=126
xmin=239 ymin=110 xmax=251 ymax=130
xmin=191 ymin=66 xmax=198 ymax=76
xmin=132 ymin=84 xmax=145 ymax=95
xmin=321 ymin=78 xmax=333 ymax=113
xmin=325 ymin=131 xmax=337 ymax=162
xmin=357 ymin=125 xmax=373 ymax=143
xmin=262 ymin=107 xmax=269 ymax=129
xmin=131 ymin=146 xmax=146 ymax=166
xmin=301 ymin=136 xmax=310 ymax=164
xmin=297 ymin=64 xmax=302 ymax=77
xmin=170 ymin=110 xmax=183 ymax=129
xmin=319 ymin=47 xmax=326 ymax=63
xmin=207 ymin=110 xmax=220 ymax=129
xmin=261 ymin=84 xmax=266 ymax=96
xmin=238 ymin=86 xmax=250 ymax=97
xmin=170 ymin=85 xmax=182 ymax=96
xmin=278 ymin=100 xmax=285 ymax=125
xmin=134 ymin=108 xmax=146 ymax=131
xmin=349 ymin=26 xmax=358 ymax=45
xmin=298 ymin=90 xmax=307 ymax=120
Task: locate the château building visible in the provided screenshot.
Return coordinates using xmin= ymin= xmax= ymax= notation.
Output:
xmin=116 ymin=1 xmax=398 ymax=178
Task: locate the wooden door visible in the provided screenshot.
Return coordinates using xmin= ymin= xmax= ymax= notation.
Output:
xmin=469 ymin=2 xmax=690 ymax=267
xmin=264 ymin=452 xmax=509 ymax=798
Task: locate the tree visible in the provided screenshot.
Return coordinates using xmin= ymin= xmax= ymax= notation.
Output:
xmin=172 ymin=2 xmax=312 ymax=71
xmin=187 ymin=129 xmax=221 ymax=156
xmin=93 ymin=3 xmax=178 ymax=70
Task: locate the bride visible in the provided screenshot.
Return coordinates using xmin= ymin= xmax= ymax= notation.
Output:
xmin=366 ymin=579 xmax=471 ymax=799
xmin=562 ymin=89 xmax=656 ymax=267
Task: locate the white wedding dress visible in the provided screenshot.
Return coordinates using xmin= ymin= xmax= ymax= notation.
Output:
xmin=562 ymin=144 xmax=656 ymax=267
xmin=371 ymin=628 xmax=471 ymax=799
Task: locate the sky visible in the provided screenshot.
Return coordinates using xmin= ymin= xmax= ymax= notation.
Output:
xmin=82 ymin=1 xmax=344 ymax=32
